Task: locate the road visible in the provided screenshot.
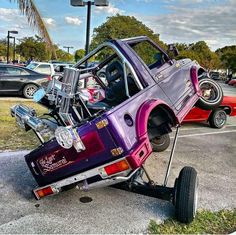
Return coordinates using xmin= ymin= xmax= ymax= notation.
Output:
xmin=0 ymin=82 xmax=235 ymax=233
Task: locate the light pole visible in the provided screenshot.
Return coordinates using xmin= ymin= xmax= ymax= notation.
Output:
xmin=7 ymin=30 xmax=18 ymax=63
xmin=63 ymin=46 xmax=74 ymax=54
xmin=11 ymin=36 xmax=16 ymax=62
xmin=8 ymin=36 xmax=16 ymax=62
xmin=70 ymin=0 xmax=109 ymax=57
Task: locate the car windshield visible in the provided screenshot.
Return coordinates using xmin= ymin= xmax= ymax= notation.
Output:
xmin=26 ymin=63 xmax=38 ymax=70
xmin=129 ymin=40 xmax=167 ymax=69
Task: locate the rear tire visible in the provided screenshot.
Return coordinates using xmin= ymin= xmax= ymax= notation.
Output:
xmin=196 ymin=78 xmax=223 ymax=110
xmin=151 ymin=134 xmax=170 ymax=152
xmin=209 ymin=109 xmax=227 ymax=129
xmin=174 ymin=166 xmax=198 ymax=223
xmin=23 ymin=84 xmax=38 ymax=99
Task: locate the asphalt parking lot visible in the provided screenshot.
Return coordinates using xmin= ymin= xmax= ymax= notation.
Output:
xmin=0 ymin=82 xmax=235 ymax=233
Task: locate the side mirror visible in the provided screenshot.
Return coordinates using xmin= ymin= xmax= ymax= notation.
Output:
xmin=168 ymin=44 xmax=179 ymax=57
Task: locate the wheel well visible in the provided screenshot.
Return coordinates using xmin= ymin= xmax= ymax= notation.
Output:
xmin=147 ymin=105 xmax=176 ymax=140
xmin=197 ymin=68 xmax=207 ymax=79
xmin=221 ymin=106 xmax=232 ymax=115
xmin=208 ymin=106 xmax=231 ymax=121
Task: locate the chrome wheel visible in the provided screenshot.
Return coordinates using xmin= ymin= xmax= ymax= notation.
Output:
xmin=196 ymin=78 xmax=223 ymax=110
xmin=215 ymin=110 xmax=227 ymax=127
xmin=23 ymin=84 xmax=38 ymax=99
xmin=200 ymin=81 xmax=219 ymax=103
xmin=209 ymin=109 xmax=227 ymax=129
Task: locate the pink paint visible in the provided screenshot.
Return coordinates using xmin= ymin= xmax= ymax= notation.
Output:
xmin=126 ymin=134 xmax=153 ymax=168
xmin=191 ymin=66 xmax=202 ymax=96
xmin=135 ymin=99 xmax=178 ymax=139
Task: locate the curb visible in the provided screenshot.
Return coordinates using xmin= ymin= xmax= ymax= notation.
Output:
xmin=0 ymin=150 xmax=30 ymax=157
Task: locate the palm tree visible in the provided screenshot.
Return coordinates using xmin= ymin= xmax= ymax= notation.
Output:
xmin=9 ymin=0 xmax=57 ymax=59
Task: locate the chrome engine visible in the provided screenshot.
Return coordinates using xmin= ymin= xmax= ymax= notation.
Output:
xmin=10 ymin=104 xmax=55 ymax=143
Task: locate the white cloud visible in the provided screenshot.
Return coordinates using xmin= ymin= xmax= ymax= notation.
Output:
xmin=65 ymin=16 xmax=82 ymax=26
xmin=0 ymin=7 xmax=34 ymax=39
xmin=94 ymin=4 xmax=124 ymax=15
xmin=135 ymin=0 xmax=236 ymax=50
xmin=43 ymin=18 xmax=56 ymax=27
xmin=0 ymin=8 xmax=21 ymax=22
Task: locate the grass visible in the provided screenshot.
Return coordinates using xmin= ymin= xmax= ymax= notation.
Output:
xmin=148 ymin=209 xmax=236 ymax=234
xmin=0 ymin=100 xmax=47 ymax=151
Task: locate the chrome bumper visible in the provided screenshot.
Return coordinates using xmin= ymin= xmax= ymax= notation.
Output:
xmin=33 ymin=157 xmax=139 ymax=199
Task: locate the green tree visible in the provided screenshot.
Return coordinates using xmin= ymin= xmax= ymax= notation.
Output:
xmin=16 ymin=36 xmax=50 ymax=61
xmin=176 ymin=41 xmax=220 ymax=69
xmin=74 ymin=49 xmax=85 ymax=62
xmin=9 ymin=0 xmax=56 ymax=58
xmin=90 ymin=15 xmax=166 ymax=64
xmin=90 ymin=15 xmax=165 ymax=50
xmin=216 ymin=46 xmax=236 ymax=72
xmin=0 ymin=38 xmax=15 ymax=61
xmin=0 ymin=39 xmax=7 ymax=61
xmin=55 ymin=48 xmax=74 ymax=62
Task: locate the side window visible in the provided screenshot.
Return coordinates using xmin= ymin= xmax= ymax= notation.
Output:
xmin=131 ymin=41 xmax=167 ymax=69
xmin=5 ymin=67 xmax=29 ymax=75
xmin=36 ymin=65 xmax=51 ymax=74
xmin=0 ymin=67 xmax=8 ymax=75
xmin=20 ymin=69 xmax=30 ymax=75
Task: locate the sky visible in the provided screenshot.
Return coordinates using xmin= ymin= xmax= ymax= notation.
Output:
xmin=0 ymin=0 xmax=235 ymax=53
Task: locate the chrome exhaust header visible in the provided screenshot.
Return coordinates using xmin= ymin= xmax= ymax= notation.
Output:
xmin=11 ymin=104 xmax=44 ymax=132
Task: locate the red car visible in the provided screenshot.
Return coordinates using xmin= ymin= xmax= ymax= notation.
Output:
xmin=228 ymin=79 xmax=236 ymax=87
xmin=183 ymin=96 xmax=236 ymax=128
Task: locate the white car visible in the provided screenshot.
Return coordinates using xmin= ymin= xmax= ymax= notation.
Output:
xmin=26 ymin=62 xmax=55 ymax=76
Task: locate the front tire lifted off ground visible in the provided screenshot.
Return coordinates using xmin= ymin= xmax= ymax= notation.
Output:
xmin=174 ymin=166 xmax=198 ymax=223
xmin=196 ymin=78 xmax=223 ymax=110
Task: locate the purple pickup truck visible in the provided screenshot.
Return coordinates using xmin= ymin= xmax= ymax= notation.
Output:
xmin=11 ymin=36 xmax=223 ymax=223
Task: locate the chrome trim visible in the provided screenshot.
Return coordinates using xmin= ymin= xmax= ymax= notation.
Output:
xmin=33 ymin=157 xmax=135 ymax=196
xmin=122 ymin=60 xmax=130 ymax=98
xmin=77 ymin=168 xmax=140 ymax=190
xmin=121 ymin=36 xmax=147 ymax=42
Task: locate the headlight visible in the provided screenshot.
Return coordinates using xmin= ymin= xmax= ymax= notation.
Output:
xmin=55 ymin=126 xmax=85 ymax=152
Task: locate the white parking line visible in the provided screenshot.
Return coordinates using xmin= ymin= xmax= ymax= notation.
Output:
xmin=174 ymin=124 xmax=236 ymax=131
xmin=171 ymin=129 xmax=236 ymax=138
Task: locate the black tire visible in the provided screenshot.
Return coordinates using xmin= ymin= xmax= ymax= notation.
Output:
xmin=209 ymin=109 xmax=227 ymax=129
xmin=196 ymin=78 xmax=223 ymax=110
xmin=174 ymin=166 xmax=198 ymax=223
xmin=151 ymin=134 xmax=170 ymax=152
xmin=23 ymin=84 xmax=38 ymax=99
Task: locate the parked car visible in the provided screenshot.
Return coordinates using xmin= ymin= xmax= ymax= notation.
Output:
xmin=11 ymin=36 xmax=223 ymax=223
xmin=26 ymin=62 xmax=55 ymax=76
xmin=53 ymin=63 xmax=75 ymax=75
xmin=228 ymin=78 xmax=236 ymax=87
xmin=184 ymin=96 xmax=236 ymax=128
xmin=209 ymin=71 xmax=220 ymax=80
xmin=0 ymin=64 xmax=51 ymax=98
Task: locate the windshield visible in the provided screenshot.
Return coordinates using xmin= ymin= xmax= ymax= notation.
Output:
xmin=129 ymin=40 xmax=167 ymax=69
xmin=26 ymin=63 xmax=38 ymax=70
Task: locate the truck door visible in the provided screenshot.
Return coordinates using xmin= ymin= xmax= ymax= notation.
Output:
xmin=156 ymin=60 xmax=194 ymax=111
